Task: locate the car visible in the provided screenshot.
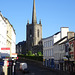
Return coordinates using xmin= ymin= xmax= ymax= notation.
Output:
xmin=20 ymin=62 xmax=29 ymax=73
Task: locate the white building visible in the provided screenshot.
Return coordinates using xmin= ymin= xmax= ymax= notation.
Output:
xmin=0 ymin=12 xmax=16 ymax=58
xmin=54 ymin=36 xmax=67 ymax=70
xmin=11 ymin=27 xmax=16 ymax=54
xmin=43 ymin=27 xmax=69 ymax=68
xmin=0 ymin=12 xmax=7 ymax=58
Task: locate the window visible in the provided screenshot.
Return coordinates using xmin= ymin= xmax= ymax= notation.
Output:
xmin=61 ymin=44 xmax=64 ymax=50
xmin=48 ymin=41 xmax=49 ymax=47
xmin=52 ymin=41 xmax=53 ymax=46
xmin=49 ymin=50 xmax=50 ymax=56
xmin=30 ymin=29 xmax=32 ymax=35
xmin=48 ymin=50 xmax=49 ymax=56
xmin=52 ymin=49 xmax=53 ymax=56
xmin=46 ymin=41 xmax=48 ymax=47
xmin=44 ymin=51 xmax=46 ymax=56
xmin=44 ymin=42 xmax=46 ymax=47
xmin=46 ymin=50 xmax=47 ymax=56
xmin=7 ymin=31 xmax=8 ymax=34
xmin=30 ymin=29 xmax=32 ymax=37
xmin=37 ymin=29 xmax=39 ymax=37
xmin=47 ymin=50 xmax=48 ymax=56
xmin=45 ymin=42 xmax=47 ymax=47
xmin=49 ymin=41 xmax=51 ymax=47
xmin=50 ymin=49 xmax=51 ymax=56
xmin=45 ymin=42 xmax=46 ymax=47
xmin=50 ymin=41 xmax=51 ymax=47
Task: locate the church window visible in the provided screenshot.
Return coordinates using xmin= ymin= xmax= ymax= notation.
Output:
xmin=37 ymin=29 xmax=39 ymax=37
xmin=30 ymin=29 xmax=32 ymax=37
xmin=30 ymin=29 xmax=32 ymax=34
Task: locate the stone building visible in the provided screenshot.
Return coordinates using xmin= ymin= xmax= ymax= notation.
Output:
xmin=16 ymin=41 xmax=26 ymax=55
xmin=26 ymin=0 xmax=42 ymax=53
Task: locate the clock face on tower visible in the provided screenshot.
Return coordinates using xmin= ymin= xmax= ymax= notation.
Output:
xmin=30 ymin=34 xmax=32 ymax=37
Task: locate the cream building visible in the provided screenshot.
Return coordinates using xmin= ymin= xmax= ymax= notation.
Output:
xmin=0 ymin=12 xmax=16 ymax=58
xmin=5 ymin=18 xmax=16 ymax=57
xmin=0 ymin=12 xmax=7 ymax=58
xmin=11 ymin=26 xmax=16 ymax=55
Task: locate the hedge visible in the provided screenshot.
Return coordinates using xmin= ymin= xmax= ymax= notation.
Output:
xmin=18 ymin=55 xmax=43 ymax=62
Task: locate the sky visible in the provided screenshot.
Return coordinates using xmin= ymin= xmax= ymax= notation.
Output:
xmin=0 ymin=0 xmax=75 ymax=44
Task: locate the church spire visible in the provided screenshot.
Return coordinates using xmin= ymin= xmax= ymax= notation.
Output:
xmin=32 ymin=0 xmax=37 ymax=24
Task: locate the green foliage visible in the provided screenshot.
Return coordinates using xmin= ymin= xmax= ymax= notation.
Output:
xmin=32 ymin=53 xmax=35 ymax=56
xmin=37 ymin=51 xmax=42 ymax=56
xmin=27 ymin=51 xmax=33 ymax=56
xmin=25 ymin=51 xmax=42 ymax=56
xmin=26 ymin=53 xmax=28 ymax=56
xmin=18 ymin=54 xmax=43 ymax=62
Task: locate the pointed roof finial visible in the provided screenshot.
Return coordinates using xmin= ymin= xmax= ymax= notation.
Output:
xmin=32 ymin=0 xmax=37 ymax=24
xmin=27 ymin=20 xmax=29 ymax=24
xmin=39 ymin=19 xmax=41 ymax=24
xmin=0 ymin=11 xmax=1 ymax=13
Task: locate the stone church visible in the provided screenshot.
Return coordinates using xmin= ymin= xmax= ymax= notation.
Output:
xmin=26 ymin=0 xmax=43 ymax=54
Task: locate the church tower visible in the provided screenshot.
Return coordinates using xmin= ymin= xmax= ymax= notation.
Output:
xmin=26 ymin=0 xmax=42 ymax=51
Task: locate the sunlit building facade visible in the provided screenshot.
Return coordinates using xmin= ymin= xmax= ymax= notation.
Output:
xmin=43 ymin=27 xmax=69 ymax=68
xmin=0 ymin=12 xmax=16 ymax=58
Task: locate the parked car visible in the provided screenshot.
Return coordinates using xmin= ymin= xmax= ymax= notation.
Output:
xmin=20 ymin=62 xmax=29 ymax=73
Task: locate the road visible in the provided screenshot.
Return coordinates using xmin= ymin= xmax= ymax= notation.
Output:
xmin=15 ymin=59 xmax=69 ymax=75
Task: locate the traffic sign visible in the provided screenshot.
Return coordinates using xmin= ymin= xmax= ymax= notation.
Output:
xmin=1 ymin=48 xmax=10 ymax=58
xmin=1 ymin=56 xmax=6 ymax=59
xmin=12 ymin=53 xmax=17 ymax=57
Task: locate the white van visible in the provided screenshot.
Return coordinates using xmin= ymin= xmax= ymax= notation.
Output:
xmin=20 ymin=63 xmax=29 ymax=73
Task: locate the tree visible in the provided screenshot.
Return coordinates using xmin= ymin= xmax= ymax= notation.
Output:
xmin=37 ymin=51 xmax=42 ymax=56
xmin=28 ymin=51 xmax=33 ymax=56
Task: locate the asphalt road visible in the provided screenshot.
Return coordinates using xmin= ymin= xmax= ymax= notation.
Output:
xmin=15 ymin=59 xmax=69 ymax=75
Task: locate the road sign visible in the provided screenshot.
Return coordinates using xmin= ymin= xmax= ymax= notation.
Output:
xmin=1 ymin=48 xmax=10 ymax=58
xmin=1 ymin=56 xmax=6 ymax=59
xmin=12 ymin=53 xmax=17 ymax=57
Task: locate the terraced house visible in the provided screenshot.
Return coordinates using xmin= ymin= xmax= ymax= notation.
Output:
xmin=43 ymin=27 xmax=69 ymax=68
